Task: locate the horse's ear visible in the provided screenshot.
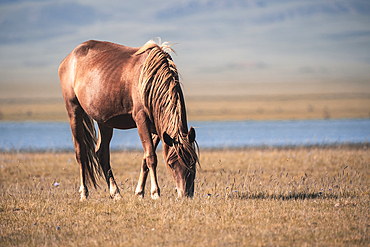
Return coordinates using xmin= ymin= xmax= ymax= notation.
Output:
xmin=188 ymin=127 xmax=196 ymax=143
xmin=163 ymin=132 xmax=173 ymax=147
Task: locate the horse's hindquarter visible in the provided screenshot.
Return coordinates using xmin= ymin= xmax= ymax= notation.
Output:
xmin=72 ymin=41 xmax=145 ymax=129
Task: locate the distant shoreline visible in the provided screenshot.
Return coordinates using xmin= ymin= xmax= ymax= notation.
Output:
xmin=1 ymin=142 xmax=368 ymax=154
xmin=1 ymin=92 xmax=369 ymax=121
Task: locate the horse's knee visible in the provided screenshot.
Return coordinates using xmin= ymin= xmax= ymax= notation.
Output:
xmin=145 ymin=153 xmax=157 ymax=169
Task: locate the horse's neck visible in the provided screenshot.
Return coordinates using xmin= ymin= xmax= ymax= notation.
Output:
xmin=154 ymin=103 xmax=188 ymax=139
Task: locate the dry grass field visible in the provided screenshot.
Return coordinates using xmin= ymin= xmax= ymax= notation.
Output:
xmin=1 ymin=92 xmax=370 ymax=121
xmin=1 ymin=80 xmax=370 ymax=121
xmin=1 ymin=146 xmax=369 ymax=246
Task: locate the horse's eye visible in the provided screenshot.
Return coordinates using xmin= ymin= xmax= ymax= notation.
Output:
xmin=168 ymin=163 xmax=174 ymax=170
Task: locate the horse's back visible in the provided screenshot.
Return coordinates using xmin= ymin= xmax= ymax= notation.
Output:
xmin=73 ymin=40 xmax=136 ymax=59
xmin=59 ymin=40 xmax=145 ymax=125
xmin=60 ymin=40 xmax=140 ymax=75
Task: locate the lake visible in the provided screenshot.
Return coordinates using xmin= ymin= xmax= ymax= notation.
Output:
xmin=0 ymin=119 xmax=369 ymax=151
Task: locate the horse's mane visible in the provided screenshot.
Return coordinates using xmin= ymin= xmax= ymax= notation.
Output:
xmin=135 ymin=40 xmax=198 ymax=169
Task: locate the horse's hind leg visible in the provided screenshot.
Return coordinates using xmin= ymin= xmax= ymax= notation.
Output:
xmin=65 ymin=99 xmax=90 ymax=200
xmin=96 ymin=123 xmax=121 ymax=200
xmin=135 ymin=134 xmax=160 ymax=198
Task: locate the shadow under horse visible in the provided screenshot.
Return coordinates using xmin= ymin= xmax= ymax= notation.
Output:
xmin=59 ymin=39 xmax=198 ymax=201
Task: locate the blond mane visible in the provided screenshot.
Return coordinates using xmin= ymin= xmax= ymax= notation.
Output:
xmin=136 ymin=40 xmax=198 ymax=169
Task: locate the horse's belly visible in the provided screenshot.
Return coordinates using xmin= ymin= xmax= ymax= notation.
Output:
xmin=102 ymin=114 xmax=136 ymax=130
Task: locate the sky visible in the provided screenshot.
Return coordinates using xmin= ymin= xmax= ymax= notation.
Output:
xmin=0 ymin=0 xmax=369 ymax=98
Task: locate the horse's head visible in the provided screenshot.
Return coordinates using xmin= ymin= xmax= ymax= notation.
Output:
xmin=163 ymin=127 xmax=198 ymax=198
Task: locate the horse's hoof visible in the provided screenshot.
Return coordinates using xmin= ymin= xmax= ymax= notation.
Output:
xmin=111 ymin=193 xmax=122 ymax=200
xmin=79 ymin=192 xmax=88 ymax=201
xmin=80 ymin=196 xmax=87 ymax=201
xmin=151 ymin=193 xmax=160 ymax=200
xmin=135 ymin=191 xmax=145 ymax=199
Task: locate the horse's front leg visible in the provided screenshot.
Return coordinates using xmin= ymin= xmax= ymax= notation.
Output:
xmin=134 ymin=111 xmax=160 ymax=199
xmin=135 ymin=134 xmax=160 ymax=198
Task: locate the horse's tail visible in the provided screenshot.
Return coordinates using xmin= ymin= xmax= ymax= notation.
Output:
xmin=82 ymin=113 xmax=103 ymax=189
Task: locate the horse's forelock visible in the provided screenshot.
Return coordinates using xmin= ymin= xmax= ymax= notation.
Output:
xmin=167 ymin=139 xmax=198 ymax=171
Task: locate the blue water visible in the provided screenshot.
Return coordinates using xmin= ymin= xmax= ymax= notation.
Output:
xmin=0 ymin=119 xmax=369 ymax=151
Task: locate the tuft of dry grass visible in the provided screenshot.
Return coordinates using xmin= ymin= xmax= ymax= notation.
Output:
xmin=1 ymin=146 xmax=369 ymax=246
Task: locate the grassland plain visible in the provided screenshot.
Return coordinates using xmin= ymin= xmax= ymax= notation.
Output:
xmin=1 ymin=146 xmax=369 ymax=246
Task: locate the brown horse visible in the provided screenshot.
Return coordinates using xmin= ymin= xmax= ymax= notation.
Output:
xmin=58 ymin=39 xmax=198 ymax=201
